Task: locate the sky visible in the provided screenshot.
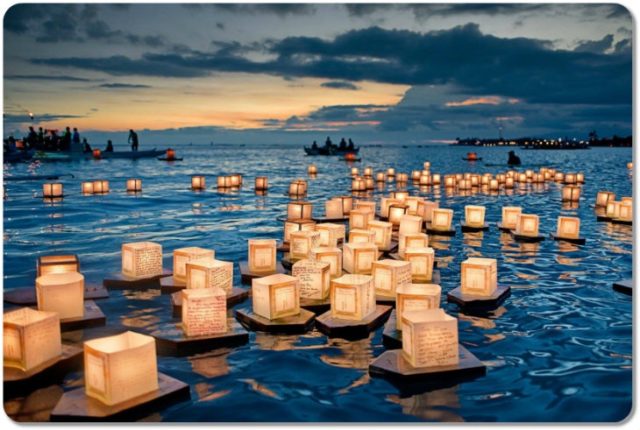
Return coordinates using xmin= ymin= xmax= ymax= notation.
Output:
xmin=2 ymin=3 xmax=633 ymax=146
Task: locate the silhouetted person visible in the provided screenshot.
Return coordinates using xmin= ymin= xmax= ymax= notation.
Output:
xmin=72 ymin=128 xmax=80 ymax=145
xmin=82 ymin=138 xmax=92 ymax=153
xmin=324 ymin=136 xmax=332 ymax=148
xmin=311 ymin=140 xmax=318 ymax=149
xmin=61 ymin=126 xmax=71 ymax=151
xmin=339 ymin=138 xmax=347 ymax=150
xmin=27 ymin=126 xmax=37 ymax=148
xmin=105 ymin=140 xmax=114 ymax=152
xmin=508 ymin=150 xmax=521 ymax=166
xmin=128 ymin=129 xmax=138 ymax=151
xmin=38 ymin=127 xmax=44 ymax=148
xmin=347 ymin=138 xmax=355 ymax=150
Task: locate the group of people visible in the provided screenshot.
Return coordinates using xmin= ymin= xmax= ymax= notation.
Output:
xmin=310 ymin=136 xmax=356 ymax=151
xmin=3 ymin=127 xmax=140 ymax=154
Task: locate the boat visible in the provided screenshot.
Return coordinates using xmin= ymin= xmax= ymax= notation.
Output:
xmin=462 ymin=157 xmax=483 ymax=161
xmin=33 ymin=149 xmax=165 ymax=162
xmin=304 ymin=146 xmax=360 ymax=156
xmin=3 ymin=149 xmax=35 ymax=163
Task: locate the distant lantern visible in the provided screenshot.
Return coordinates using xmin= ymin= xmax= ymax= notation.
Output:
xmin=496 ymin=173 xmax=506 ymax=184
xmin=173 ymin=247 xmax=215 ymax=284
xmin=481 ymin=175 xmax=490 ymax=186
xmin=489 ymin=179 xmax=499 ymax=191
xmin=404 ymin=247 xmax=435 ymax=282
xmin=470 ymin=175 xmax=480 ymax=187
xmin=166 ymin=148 xmax=176 ymax=160
xmin=255 ymin=176 xmax=269 ymax=191
xmin=126 ymin=178 xmax=142 ymax=192
xmin=375 ymin=172 xmax=386 ymax=182
xmin=310 ymin=246 xmax=342 ymax=278
xmin=37 ymin=254 xmax=80 ymax=277
xmin=432 ymin=174 xmax=441 ymax=185
xmin=92 ymin=149 xmax=102 ymax=159
xmin=387 ymin=168 xmax=396 ymax=177
xmin=396 ymin=173 xmax=409 ymax=183
xmin=411 ymin=170 xmax=422 ymax=181
xmin=230 ymin=173 xmax=243 ymax=187
xmin=121 ymin=242 xmax=163 ymax=279
xmin=444 ymin=176 xmax=456 ymax=188
xmin=337 ymin=195 xmax=353 ymax=215
xmin=191 ymin=175 xmax=206 ymax=190
xmin=289 ymin=230 xmax=321 ymax=260
xmin=505 ymin=177 xmax=515 ymax=189
xmin=349 ymin=208 xmax=374 ymax=230
xmin=348 ymin=228 xmax=376 ymax=244
xmin=621 ymin=196 xmax=632 ymax=204
xmin=517 ymin=173 xmax=527 ymax=183
xmin=217 ymin=175 xmax=232 ymax=188
xmin=576 ymin=173 xmax=585 ymax=183
xmin=461 ymin=258 xmax=497 ymax=296
xmin=388 ymin=204 xmax=409 ymax=226
xmin=293 ymin=259 xmax=331 ymax=300
xmin=81 ymin=181 xmax=94 ymax=194
xmin=186 ymin=259 xmax=233 ymax=292
xmin=556 ymin=216 xmax=581 ymax=240
xmin=417 ymin=200 xmax=438 ymax=222
xmin=396 ymin=283 xmax=441 ymax=330
xmin=325 ymin=198 xmax=344 ymax=219
xmin=562 ymin=185 xmax=581 ymax=202
xmin=465 ymin=205 xmax=486 ymax=227
xmin=419 ymin=174 xmax=431 ymax=186
xmin=316 ymin=223 xmax=345 ymax=247
xmin=181 ymin=288 xmax=227 ymax=337
xmin=93 ymin=180 xmax=109 ymax=194
xmin=627 ymin=162 xmax=633 ymax=170
xmin=248 ymin=239 xmax=277 ymax=274
xmin=364 ymin=177 xmax=375 ymax=189
xmin=4 ymin=308 xmax=62 ymax=371
xmin=401 ymin=309 xmax=459 ymax=368
xmin=363 ymin=166 xmax=373 ymax=177
xmin=618 ymin=201 xmax=633 ymax=222
xmin=399 ymin=214 xmax=423 ymax=235
xmin=606 ymin=201 xmax=621 ymax=219
xmin=283 ymin=219 xmax=316 ymax=243
xmin=351 ymin=177 xmax=366 ymax=191
xmin=84 ymin=331 xmax=159 ymax=406
xmin=564 ymin=173 xmax=577 ymax=184
xmin=343 ymin=242 xmax=378 ymax=274
xmin=350 ymin=167 xmax=359 ymax=177
xmin=431 ymin=208 xmax=454 ymax=231
xmin=371 ymin=259 xmax=412 ymax=297
xmin=330 ymin=274 xmax=376 ymax=321
xmin=355 ymin=200 xmax=376 ymax=214
xmin=289 ymin=180 xmax=307 ymax=196
xmin=287 ymin=201 xmax=313 ymax=220
xmin=501 ymin=206 xmax=522 ymax=230
xmin=367 ymin=220 xmax=393 ymax=250
xmin=595 ymin=191 xmax=615 ymax=207
xmin=398 ymin=232 xmax=429 ymax=259
xmin=42 ymin=183 xmax=63 ymax=198
xmin=307 ymin=164 xmax=318 ymax=175
xmin=252 ymin=273 xmax=300 ymax=320
xmin=391 ymin=191 xmax=409 ymax=202
xmin=554 ymin=172 xmax=564 ymax=182
xmin=515 ymin=214 xmax=540 ymax=237
xmin=36 ymin=272 xmax=85 ymax=319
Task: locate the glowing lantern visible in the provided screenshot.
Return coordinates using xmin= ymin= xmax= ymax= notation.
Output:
xmin=310 ymin=247 xmax=342 ymax=277
xmin=367 ymin=220 xmax=393 ymax=250
xmin=387 ymin=204 xmax=408 ymax=226
xmin=371 ymin=259 xmax=412 ymax=297
xmin=231 ymin=174 xmax=243 ymax=186
xmin=350 ymin=167 xmax=359 ymax=176
xmin=387 ymin=168 xmax=396 ymax=177
xmin=562 ymin=185 xmax=581 ymax=202
xmin=84 ymin=331 xmax=158 ymax=406
xmin=432 ymin=174 xmax=441 ymax=185
xmin=396 ymin=284 xmax=441 ymax=330
xmin=417 ymin=201 xmax=438 ymax=222
xmin=554 ymin=172 xmax=564 ymax=182
xmin=411 ymin=170 xmax=421 ymax=181
xmin=595 ymin=191 xmax=615 ymax=207
xmin=404 ymin=247 xmax=435 ymax=282
xmin=173 ymin=247 xmax=215 ymax=284
xmin=217 ymin=175 xmax=232 ymax=188
xmin=401 ymin=309 xmax=458 ymax=368
xmin=289 ymin=230 xmax=321 ymax=260
xmin=351 ymin=177 xmax=366 ymax=191
xmin=330 ymin=274 xmax=376 ymax=321
xmin=343 ymin=242 xmax=378 ymax=274
xmin=287 ymin=201 xmax=313 ymax=220
xmin=564 ymin=173 xmax=577 ymax=184
xmin=627 ymin=162 xmax=633 ymax=170
xmin=307 ymin=164 xmax=317 ymax=175
xmin=515 ymin=214 xmax=540 ymax=237
xmin=380 ymin=198 xmax=401 ymax=217
xmin=431 ymin=208 xmax=453 ymax=231
xmin=252 ymin=273 xmax=300 ymax=320
xmin=316 ymin=223 xmax=344 ymax=247
xmin=325 ymin=198 xmax=344 ymax=219
xmin=93 ymin=180 xmax=109 ymax=194
xmin=517 ymin=173 xmax=527 ymax=183
xmin=349 ymin=208 xmax=373 ymax=230
xmin=606 ymin=201 xmax=621 ymax=219
xmin=621 ymin=196 xmax=632 ymax=204
xmin=396 ymin=173 xmax=409 ymax=183
xmin=481 ymin=175 xmax=490 ymax=186
xmin=255 ymin=176 xmax=268 ymax=191
xmin=419 ymin=174 xmax=431 ymax=186
xmin=576 ymin=173 xmax=585 ymax=183
xmin=37 ymin=254 xmax=79 ymax=277
xmin=337 ymin=196 xmax=353 ymax=215
xmin=186 ymin=259 xmax=233 ymax=292
xmin=404 ymin=197 xmax=423 ymax=214
xmin=423 ymin=162 xmax=431 ymax=170
xmin=4 ymin=308 xmax=61 ymax=371
xmin=363 ymin=167 xmax=373 ymax=177
xmin=292 ymin=259 xmax=330 ymax=300
xmin=248 ymin=239 xmax=277 ymax=274
xmin=501 ymin=206 xmax=522 ymax=229
xmin=181 ymin=288 xmax=227 ymax=337
xmin=288 ymin=180 xmax=307 ymax=196
xmin=283 ymin=219 xmax=315 ymax=242
xmin=496 ymin=174 xmax=506 ymax=184
xmin=470 ymin=175 xmax=480 ymax=187
xmin=399 ymin=214 xmax=423 ymax=235
xmin=348 ymin=229 xmax=376 ymax=244
xmin=81 ymin=182 xmax=94 ymax=194
xmin=461 ymin=258 xmax=497 ymax=296
xmin=398 ymin=232 xmax=428 ymax=258
xmin=375 ymin=172 xmax=385 ymax=182
xmin=191 ymin=175 xmax=206 ymax=190
xmin=165 ymin=148 xmax=176 ymax=160
xmin=556 ymin=216 xmax=581 ymax=239
xmin=42 ymin=183 xmax=63 ymax=198
xmin=354 ymin=200 xmax=376 ymax=214
xmin=505 ymin=177 xmax=514 ymax=189
xmin=121 ymin=242 xmax=163 ymax=279
xmin=126 ymin=178 xmax=142 ymax=192
xmin=92 ymin=149 xmax=101 ymax=159
xmin=618 ymin=201 xmax=632 ymax=221
xmin=489 ymin=179 xmax=499 ymax=191
xmin=464 ymin=205 xmax=486 ymax=227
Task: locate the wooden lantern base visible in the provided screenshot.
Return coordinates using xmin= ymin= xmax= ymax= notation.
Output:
xmin=58 ymin=301 xmax=106 ymax=332
xmin=550 ymin=234 xmax=586 ymax=245
xmin=460 ymin=223 xmax=489 ymax=232
xmin=611 ymin=219 xmax=632 ymax=226
xmin=4 ymin=344 xmax=83 ymax=399
xmin=312 ymin=215 xmax=349 ymax=223
xmin=596 ymin=215 xmax=614 ymax=222
xmin=447 ymin=285 xmax=511 ymax=312
xmin=157 ymin=157 xmax=183 ymax=161
xmin=151 ymin=320 xmax=249 ymax=356
xmin=511 ymin=232 xmax=545 ymax=242
xmin=170 ymin=287 xmax=249 ymax=317
xmin=159 ymin=277 xmax=186 ymax=294
xmin=103 ymin=269 xmax=172 ymax=290
xmin=315 ymin=305 xmax=392 ymax=340
xmin=238 ymin=261 xmax=287 ymax=285
xmin=612 ymin=279 xmax=632 ymax=296
xmin=235 ymin=308 xmax=316 ymax=334
xmin=425 ymin=226 xmax=456 ymax=236
xmin=299 ymin=296 xmax=332 ymax=314
xmin=4 ymin=284 xmax=109 ymax=306
xmin=382 ymin=310 xmax=402 ymax=349
xmin=50 ymin=373 xmax=190 ymax=422
xmin=495 ymin=222 xmax=514 ymax=232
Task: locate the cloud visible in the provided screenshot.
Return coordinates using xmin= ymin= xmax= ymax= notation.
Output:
xmin=98 ymin=83 xmax=152 ymax=89
xmin=5 ymin=74 xmax=95 ymax=82
xmin=320 ymin=81 xmax=360 ymax=90
xmin=574 ymin=34 xmax=614 ymax=53
xmin=210 ymin=4 xmax=316 ymax=17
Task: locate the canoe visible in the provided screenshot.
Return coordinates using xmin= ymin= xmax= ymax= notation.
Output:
xmin=3 ymin=149 xmax=35 ymax=163
xmin=33 ymin=149 xmax=165 ymax=161
xmin=304 ymin=146 xmax=360 ymax=156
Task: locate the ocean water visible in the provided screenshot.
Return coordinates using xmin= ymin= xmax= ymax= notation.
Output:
xmin=2 ymin=144 xmax=633 ymax=422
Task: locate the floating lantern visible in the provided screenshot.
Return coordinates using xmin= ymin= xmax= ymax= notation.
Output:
xmin=367 ymin=220 xmax=393 ymax=250
xmin=343 ymin=242 xmax=378 ymax=274
xmin=337 ymin=195 xmax=353 ymax=215
xmin=387 ymin=168 xmax=396 ymax=177
xmin=363 ymin=167 xmax=373 ymax=177
xmin=364 ymin=177 xmax=375 ymax=189
xmin=350 ymin=167 xmax=359 ymax=177
xmin=81 ymin=181 xmax=94 ymax=194
xmin=496 ymin=174 xmax=506 ymax=184
xmin=388 ymin=204 xmax=409 ymax=226
xmin=470 ymin=175 xmax=480 ymax=187
xmin=417 ymin=201 xmax=438 ymax=222
xmin=121 ymin=242 xmax=163 ymax=279
xmin=401 ymin=309 xmax=458 ymax=368
xmin=404 ymin=247 xmax=435 ymax=282
xmin=481 ymin=175 xmax=490 ymax=186
xmin=252 ymin=274 xmax=300 ymax=320
xmin=390 ymin=191 xmax=409 ymax=202
xmin=43 ymin=183 xmax=63 ymax=198
xmin=186 ymin=258 xmax=233 ymax=292
xmin=248 ymin=239 xmax=277 ymax=274
xmin=371 ymin=259 xmax=412 ymax=297
xmin=461 ymin=258 xmax=497 ymax=296
xmin=556 ymin=216 xmax=581 ymax=240
xmin=349 ymin=208 xmax=374 ymax=230
xmin=419 ymin=174 xmax=432 ymax=186
xmin=396 ymin=284 xmax=441 ymax=330
xmin=562 ymin=185 xmax=581 ymax=202
xmin=289 ymin=230 xmax=321 ymax=260
xmin=576 ymin=173 xmax=585 ymax=183
xmin=325 ymin=198 xmax=344 ymax=219
xmin=316 ymin=223 xmax=344 ymax=247
xmin=375 ymin=172 xmax=385 ymax=182
xmin=627 ymin=162 xmax=633 ymax=170
xmin=404 ymin=197 xmax=423 ymax=214
xmin=505 ymin=177 xmax=514 ymax=189
xmin=231 ymin=174 xmax=243 ymax=187
xmin=515 ymin=214 xmax=540 ymax=237
xmin=423 ymin=161 xmax=431 ymax=169
xmin=348 ymin=228 xmax=376 ymax=244
xmin=37 ymin=254 xmax=80 ymax=277
xmin=3 ymin=308 xmax=62 ymax=371
xmin=292 ymin=259 xmax=331 ymax=300
xmin=564 ymin=173 xmax=577 ymax=184
xmin=191 ymin=175 xmax=206 ymax=190
xmin=351 ymin=177 xmax=366 ymax=191
xmin=489 ymin=179 xmax=499 ymax=191
xmin=464 ymin=205 xmax=486 ymax=227
xmin=432 ymin=174 xmax=441 ymax=185
xmin=181 ymin=288 xmax=227 ymax=337
xmin=310 ymin=247 xmax=342 ymax=277
xmin=618 ymin=201 xmax=632 ymax=222
xmin=398 ymin=232 xmax=429 ymax=258
xmin=173 ymin=247 xmax=215 ymax=283
xmin=283 ymin=219 xmax=315 ymax=243
xmin=380 ymin=197 xmax=401 ymax=217
xmin=596 ymin=191 xmax=615 ymax=207
xmin=307 ymin=164 xmax=317 ymax=175
xmin=92 ymin=148 xmax=101 ymax=159
xmin=399 ymin=214 xmax=423 ymax=235
xmin=606 ymin=201 xmax=621 ymax=219
xmin=355 ymin=200 xmax=376 ymax=214
xmin=217 ymin=175 xmax=232 ymax=188
xmin=501 ymin=206 xmax=522 ymax=229
xmin=287 ymin=201 xmax=313 ymax=220
xmin=396 ymin=173 xmax=409 ymax=183
xmin=84 ymin=331 xmax=159 ymax=406
xmin=431 ymin=208 xmax=453 ymax=231
xmin=411 ymin=170 xmax=422 ymax=181
xmin=93 ymin=180 xmax=109 ymax=194
xmin=288 ymin=180 xmax=307 ymax=196
xmin=554 ymin=172 xmax=564 ymax=182
xmin=517 ymin=173 xmax=527 ymax=183
xmin=330 ymin=274 xmax=376 ymax=321
xmin=165 ymin=148 xmax=176 ymax=160
xmin=255 ymin=176 xmax=269 ymax=191
xmin=126 ymin=178 xmax=142 ymax=192
xmin=621 ymin=196 xmax=632 ymax=204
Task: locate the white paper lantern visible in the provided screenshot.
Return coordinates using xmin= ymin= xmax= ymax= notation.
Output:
xmin=252 ymin=274 xmax=300 ymax=320
xmin=464 ymin=205 xmax=486 ymax=227
xmin=121 ymin=242 xmax=163 ymax=279
xmin=515 ymin=214 xmax=539 ymax=237
xmin=371 ymin=259 xmax=412 ymax=297
xmin=461 ymin=258 xmax=497 ymax=296
xmin=396 ymin=284 xmax=441 ymax=330
xmin=401 ymin=309 xmax=458 ymax=368
xmin=283 ymin=219 xmax=316 ymax=242
xmin=556 ymin=216 xmax=581 ymax=239
xmin=316 ymin=223 xmax=345 ymax=247
xmin=248 ymin=239 xmax=277 ymax=274
xmin=501 ymin=206 xmax=522 ymax=229
xmin=292 ymin=259 xmax=331 ymax=300
xmin=181 ymin=288 xmax=227 ymax=337
xmin=367 ymin=220 xmax=393 ymax=250
xmin=36 ymin=272 xmax=85 ymax=319
xmin=191 ymin=175 xmax=206 ymax=190
xmin=343 ymin=242 xmax=378 ymax=274
xmin=398 ymin=232 xmax=429 ymax=258
xmin=126 ymin=178 xmax=142 ymax=192
xmin=287 ymin=201 xmax=313 ymax=220
xmin=186 ymin=259 xmax=233 ymax=292
xmin=404 ymin=247 xmax=435 ymax=282
xmin=310 ymin=246 xmax=342 ymax=278
xmin=349 ymin=208 xmax=374 ymax=230
xmin=431 ymin=208 xmax=453 ymax=231
xmin=37 ymin=254 xmax=80 ymax=277
xmin=330 ymin=274 xmax=376 ymax=321
xmin=173 ymin=247 xmax=215 ymax=284
xmin=43 ymin=183 xmax=63 ymax=198
xmin=289 ymin=230 xmax=321 ymax=260
xmin=398 ymin=214 xmax=423 ymax=235
xmin=348 ymin=229 xmax=376 ymax=244
xmin=4 ymin=308 xmax=62 ymax=371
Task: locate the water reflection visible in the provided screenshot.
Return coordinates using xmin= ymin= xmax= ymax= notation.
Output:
xmin=190 ymin=350 xmax=232 ymax=379
xmin=320 ymin=337 xmax=374 ymax=370
xmin=387 ymin=386 xmax=463 ymax=421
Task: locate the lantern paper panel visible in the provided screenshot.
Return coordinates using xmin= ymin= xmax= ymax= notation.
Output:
xmin=401 ymin=309 xmax=459 ymax=368
xmin=252 ymin=274 xmax=300 ymax=320
xmin=367 ymin=220 xmax=393 ymax=250
xmin=316 ymin=223 xmax=344 ymax=247
xmin=515 ymin=214 xmax=540 ymax=237
xmin=371 ymin=259 xmax=412 ymax=297
xmin=181 ymin=288 xmax=227 ymax=337
xmin=93 ymin=180 xmax=110 ymax=194
xmin=248 ymin=239 xmax=277 ymax=273
xmin=404 ymin=197 xmax=423 ymax=214
xmin=330 ymin=274 xmax=376 ymax=321
xmin=283 ymin=219 xmax=316 ymax=243
xmin=37 ymin=254 xmax=80 ymax=277
xmin=348 ymin=229 xmax=376 ymax=244
xmin=82 ymin=182 xmax=94 ymax=194
xmin=404 ymin=247 xmax=435 ymax=281
xmin=191 ymin=176 xmax=206 ymax=190
xmin=43 ymin=183 xmax=63 ymax=198
xmin=255 ymin=176 xmax=269 ymax=190
xmin=606 ymin=201 xmax=621 ymax=218
xmin=186 ymin=259 xmax=233 ymax=292
xmin=398 ymin=233 xmax=429 ymax=258
xmin=309 ymin=247 xmax=342 ymax=278
xmin=292 ymin=259 xmax=331 ymax=300
xmin=343 ymin=242 xmax=378 ymax=274
xmin=417 ymin=201 xmax=439 ymax=222
xmin=325 ymin=199 xmax=344 ymax=219
xmin=355 ymin=200 xmax=376 ymax=214
xmin=84 ymin=331 xmax=159 ymax=406
xmin=122 ymin=242 xmax=163 ymax=279
xmin=388 ymin=204 xmax=409 ymax=226
xmin=595 ymin=191 xmax=615 ymax=207
xmin=126 ymin=179 xmax=142 ymax=192
xmin=461 ymin=258 xmax=497 ymax=296
xmin=562 ymin=185 xmax=581 ymax=202
xmin=502 ymin=207 xmax=522 ymax=229
xmin=465 ymin=205 xmax=486 ymax=227
xmin=349 ymin=208 xmax=374 ymax=230
xmin=3 ymin=308 xmax=62 ymax=371
xmin=173 ymin=247 xmax=215 ymax=283
xmin=431 ymin=209 xmax=453 ymax=230
xmin=337 ymin=196 xmax=353 ymax=215
xmin=380 ymin=198 xmax=402 ymax=217
xmin=398 ymin=214 xmax=423 ymax=235
xmin=396 ymin=284 xmax=442 ymax=330
xmin=290 ymin=230 xmax=321 ymax=260
xmin=618 ymin=201 xmax=632 ymax=221
xmin=36 ymin=272 xmax=85 ymax=319
xmin=287 ymin=202 xmax=313 ymax=220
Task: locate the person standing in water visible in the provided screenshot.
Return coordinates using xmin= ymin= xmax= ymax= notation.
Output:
xmin=508 ymin=150 xmax=521 ymax=166
xmin=128 ymin=129 xmax=139 ymax=151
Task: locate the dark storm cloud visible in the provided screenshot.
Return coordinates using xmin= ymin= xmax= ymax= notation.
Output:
xmin=3 ymin=113 xmax=85 ymax=123
xmin=5 ymin=74 xmax=95 ymax=82
xmin=574 ymin=34 xmax=614 ymax=53
xmin=210 ymin=4 xmax=316 ymax=17
xmin=98 ymin=83 xmax=152 ymax=89
xmin=321 ymin=81 xmax=360 ymax=90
